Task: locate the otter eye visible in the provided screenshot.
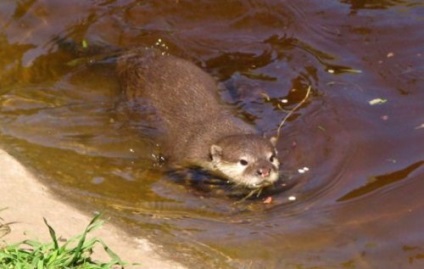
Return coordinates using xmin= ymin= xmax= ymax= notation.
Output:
xmin=269 ymin=155 xmax=275 ymax=162
xmin=239 ymin=159 xmax=248 ymax=166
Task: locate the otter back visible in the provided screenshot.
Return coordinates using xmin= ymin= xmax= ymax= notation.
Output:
xmin=118 ymin=50 xmax=254 ymax=161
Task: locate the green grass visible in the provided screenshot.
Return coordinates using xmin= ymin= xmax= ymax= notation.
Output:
xmin=0 ymin=213 xmax=129 ymax=269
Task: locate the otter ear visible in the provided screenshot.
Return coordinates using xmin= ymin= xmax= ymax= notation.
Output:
xmin=270 ymin=136 xmax=278 ymax=147
xmin=210 ymin=145 xmax=223 ymax=162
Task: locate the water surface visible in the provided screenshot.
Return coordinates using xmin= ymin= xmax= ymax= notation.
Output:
xmin=0 ymin=1 xmax=423 ymax=268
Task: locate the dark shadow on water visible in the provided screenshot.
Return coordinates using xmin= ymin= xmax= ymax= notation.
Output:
xmin=337 ymin=160 xmax=424 ymax=202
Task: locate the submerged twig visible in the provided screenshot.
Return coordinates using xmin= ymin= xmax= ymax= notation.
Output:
xmin=276 ymin=85 xmax=312 ymax=141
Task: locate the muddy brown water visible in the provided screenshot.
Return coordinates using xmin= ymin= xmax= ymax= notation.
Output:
xmin=0 ymin=1 xmax=423 ymax=268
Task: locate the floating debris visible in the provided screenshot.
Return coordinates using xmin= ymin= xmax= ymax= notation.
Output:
xmin=154 ymin=38 xmax=169 ymax=52
xmin=263 ymin=196 xmax=273 ymax=204
xmin=369 ymin=98 xmax=387 ymax=105
xmin=260 ymin=92 xmax=271 ymax=101
xmin=298 ymin=167 xmax=309 ymax=174
xmin=327 ymin=67 xmax=362 ymax=74
xmin=82 ymin=39 xmax=88 ymax=49
xmin=415 ymin=123 xmax=424 ymax=129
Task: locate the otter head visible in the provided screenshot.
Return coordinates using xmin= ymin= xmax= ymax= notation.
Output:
xmin=210 ymin=134 xmax=280 ymax=189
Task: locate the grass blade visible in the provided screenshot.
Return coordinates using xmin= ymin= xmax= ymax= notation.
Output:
xmin=43 ymin=218 xmax=58 ymax=250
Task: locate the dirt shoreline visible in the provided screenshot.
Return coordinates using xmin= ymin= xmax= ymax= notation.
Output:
xmin=0 ymin=148 xmax=185 ymax=269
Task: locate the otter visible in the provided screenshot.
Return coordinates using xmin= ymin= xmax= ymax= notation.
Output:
xmin=117 ymin=49 xmax=279 ymax=189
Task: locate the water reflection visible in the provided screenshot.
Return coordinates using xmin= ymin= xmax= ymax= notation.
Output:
xmin=338 ymin=160 xmax=424 ymax=201
xmin=341 ymin=0 xmax=419 ymax=11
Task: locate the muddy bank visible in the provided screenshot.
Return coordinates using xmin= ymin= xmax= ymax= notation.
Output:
xmin=0 ymin=148 xmax=185 ymax=269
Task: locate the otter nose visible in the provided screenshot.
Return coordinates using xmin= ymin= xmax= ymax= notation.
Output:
xmin=257 ymin=168 xmax=271 ymax=178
